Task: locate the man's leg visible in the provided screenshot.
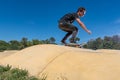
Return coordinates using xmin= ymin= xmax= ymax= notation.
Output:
xmin=59 ymin=22 xmax=78 ymax=44
xmin=61 ymin=31 xmax=72 ymax=44
xmin=70 ymin=27 xmax=78 ymax=43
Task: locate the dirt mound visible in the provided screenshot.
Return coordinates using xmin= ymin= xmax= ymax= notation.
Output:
xmin=0 ymin=44 xmax=120 ymax=80
xmin=0 ymin=50 xmax=19 ymax=59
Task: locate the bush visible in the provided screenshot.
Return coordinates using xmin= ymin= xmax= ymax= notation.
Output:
xmin=0 ymin=65 xmax=41 ymax=80
xmin=0 ymin=65 xmax=11 ymax=73
xmin=84 ymin=35 xmax=120 ymax=50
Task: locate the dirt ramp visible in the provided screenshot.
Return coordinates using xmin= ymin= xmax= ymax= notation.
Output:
xmin=0 ymin=44 xmax=71 ymax=75
xmin=0 ymin=44 xmax=120 ymax=80
xmin=0 ymin=50 xmax=19 ymax=59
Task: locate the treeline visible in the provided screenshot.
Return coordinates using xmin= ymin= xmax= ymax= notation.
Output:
xmin=83 ymin=35 xmax=120 ymax=50
xmin=0 ymin=37 xmax=56 ymax=52
xmin=0 ymin=35 xmax=120 ymax=51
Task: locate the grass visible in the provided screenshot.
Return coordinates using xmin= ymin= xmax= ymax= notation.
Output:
xmin=0 ymin=65 xmax=46 ymax=80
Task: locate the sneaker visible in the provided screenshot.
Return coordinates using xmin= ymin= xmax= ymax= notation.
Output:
xmin=70 ymin=38 xmax=76 ymax=43
xmin=61 ymin=40 xmax=67 ymax=45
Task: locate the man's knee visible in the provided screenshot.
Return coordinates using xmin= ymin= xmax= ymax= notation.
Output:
xmin=74 ymin=27 xmax=78 ymax=32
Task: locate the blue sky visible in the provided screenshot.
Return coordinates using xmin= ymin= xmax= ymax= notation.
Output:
xmin=0 ymin=0 xmax=120 ymax=43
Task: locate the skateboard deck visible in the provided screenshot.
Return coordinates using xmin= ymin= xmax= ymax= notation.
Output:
xmin=65 ymin=43 xmax=81 ymax=48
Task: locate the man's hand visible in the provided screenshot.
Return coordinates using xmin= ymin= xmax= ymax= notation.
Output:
xmin=76 ymin=18 xmax=92 ymax=35
xmin=87 ymin=30 xmax=92 ymax=34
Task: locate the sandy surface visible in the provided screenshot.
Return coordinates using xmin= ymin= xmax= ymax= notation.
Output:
xmin=0 ymin=50 xmax=19 ymax=59
xmin=0 ymin=44 xmax=120 ymax=80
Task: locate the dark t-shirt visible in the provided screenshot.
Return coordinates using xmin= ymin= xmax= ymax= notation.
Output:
xmin=59 ymin=13 xmax=79 ymax=23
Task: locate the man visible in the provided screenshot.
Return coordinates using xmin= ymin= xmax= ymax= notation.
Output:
xmin=58 ymin=7 xmax=91 ymax=44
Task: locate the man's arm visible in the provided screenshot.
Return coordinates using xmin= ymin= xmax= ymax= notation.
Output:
xmin=76 ymin=18 xmax=91 ymax=34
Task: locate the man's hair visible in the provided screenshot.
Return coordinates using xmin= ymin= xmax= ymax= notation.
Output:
xmin=77 ymin=7 xmax=86 ymax=12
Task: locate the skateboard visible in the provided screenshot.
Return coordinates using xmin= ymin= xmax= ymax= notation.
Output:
xmin=65 ymin=43 xmax=81 ymax=48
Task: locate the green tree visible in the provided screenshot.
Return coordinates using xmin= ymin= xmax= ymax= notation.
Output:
xmin=85 ymin=35 xmax=120 ymax=50
xmin=69 ymin=37 xmax=80 ymax=43
xmin=86 ymin=38 xmax=103 ymax=50
xmin=49 ymin=37 xmax=56 ymax=44
xmin=86 ymin=39 xmax=96 ymax=49
xmin=112 ymin=35 xmax=120 ymax=43
xmin=112 ymin=35 xmax=120 ymax=49
xmin=45 ymin=39 xmax=50 ymax=44
xmin=103 ymin=36 xmax=113 ymax=49
xmin=8 ymin=40 xmax=23 ymax=50
xmin=0 ymin=40 xmax=9 ymax=51
xmin=21 ymin=37 xmax=28 ymax=48
xmin=75 ymin=37 xmax=80 ymax=42
xmin=32 ymin=39 xmax=40 ymax=45
xmin=27 ymin=41 xmax=33 ymax=47
xmin=96 ymin=37 xmax=103 ymax=49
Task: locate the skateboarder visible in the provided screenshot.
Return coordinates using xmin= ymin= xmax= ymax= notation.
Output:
xmin=58 ymin=7 xmax=91 ymax=44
